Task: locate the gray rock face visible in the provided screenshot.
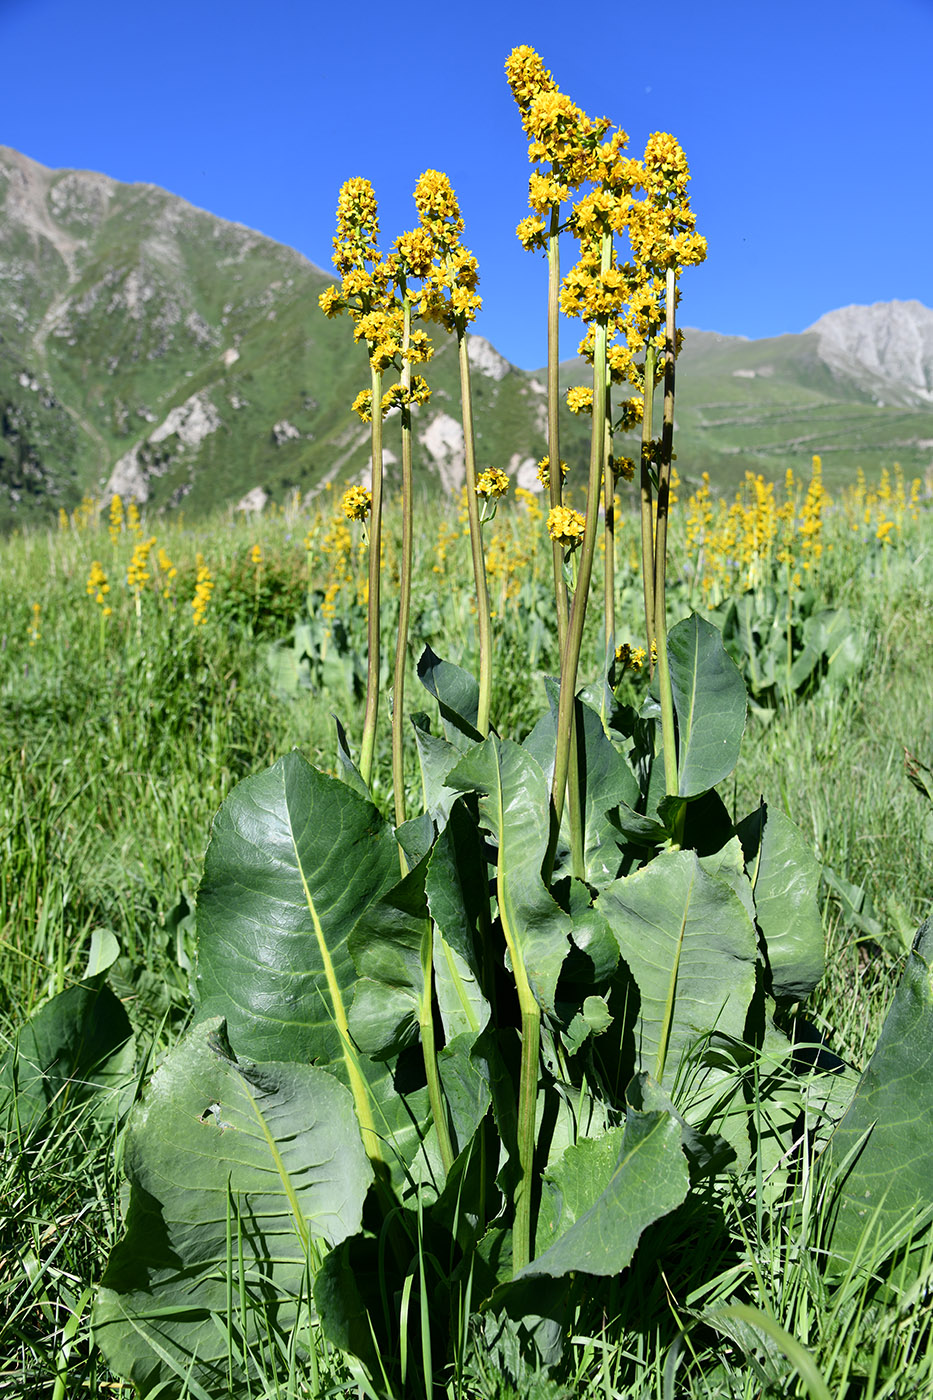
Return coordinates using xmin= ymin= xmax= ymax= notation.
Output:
xmin=808 ymin=300 xmax=933 ymax=404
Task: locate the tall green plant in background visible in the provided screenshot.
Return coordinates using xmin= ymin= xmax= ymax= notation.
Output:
xmin=22 ymin=43 xmax=922 ymax=1400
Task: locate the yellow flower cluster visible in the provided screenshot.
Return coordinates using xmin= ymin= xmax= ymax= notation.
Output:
xmin=607 ymin=454 xmax=637 ymax=484
xmin=475 ymin=468 xmax=510 ymax=500
xmin=615 ymin=642 xmax=647 ymax=672
xmin=250 ymin=543 xmax=263 ymax=567
xmin=566 ymin=386 xmax=593 ymax=415
xmin=547 ymin=504 xmax=586 ymax=548
xmin=127 ymin=535 xmax=157 ymax=595
xmin=505 ymin=46 xmax=613 ymax=252
xmin=536 ymin=456 xmax=568 ymax=489
xmin=841 ymin=462 xmax=921 ymax=542
xmin=108 ymin=494 xmax=124 ymax=545
xmin=127 ymin=501 xmax=142 ymax=537
xmin=28 ymin=601 xmax=41 ymax=646
xmin=86 ymin=559 xmax=112 ymax=614
xmin=413 ymin=171 xmax=482 ymax=331
xmin=191 ymin=555 xmax=213 ymax=626
xmin=515 ymin=486 xmax=544 ymax=521
xmin=797 ymin=455 xmax=828 ymax=570
xmin=318 ymin=178 xmax=403 ymax=374
xmin=157 ymin=547 xmax=177 ymax=600
xmin=342 ymin=485 xmax=373 ymax=522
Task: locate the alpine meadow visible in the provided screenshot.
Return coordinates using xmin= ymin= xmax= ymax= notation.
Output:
xmin=2 ymin=44 xmax=933 ymax=1400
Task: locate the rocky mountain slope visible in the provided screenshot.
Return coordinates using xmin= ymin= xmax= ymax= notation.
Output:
xmin=1 ymin=144 xmax=931 ymax=527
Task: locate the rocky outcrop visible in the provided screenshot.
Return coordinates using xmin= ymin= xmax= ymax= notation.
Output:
xmin=808 ymin=300 xmax=933 ymax=405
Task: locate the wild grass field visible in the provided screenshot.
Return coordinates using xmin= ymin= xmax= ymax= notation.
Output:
xmin=2 ymin=459 xmax=932 ymax=1399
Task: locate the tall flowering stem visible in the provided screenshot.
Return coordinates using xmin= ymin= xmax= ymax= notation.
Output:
xmin=507 ymin=47 xmax=620 ymax=877
xmin=551 ymin=313 xmax=609 ymax=847
xmin=320 ymin=178 xmax=402 ymax=790
xmin=414 ymin=170 xmax=492 ymax=736
xmin=653 ymin=269 xmax=680 ymax=802
xmin=624 ymin=133 xmax=706 ymax=818
xmin=392 ymin=295 xmax=414 ymax=839
xmin=639 ymin=344 xmax=658 ymax=657
xmin=359 ymin=362 xmax=384 ymax=788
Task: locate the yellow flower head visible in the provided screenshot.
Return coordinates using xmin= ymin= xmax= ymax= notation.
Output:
xmin=475 ymin=468 xmax=510 ymax=500
xmin=547 ymin=505 xmax=586 ymax=548
xmin=566 ymin=386 xmax=593 ymax=415
xmin=342 ymin=485 xmax=372 ymax=522
xmin=615 ymin=642 xmax=646 ymax=672
xmin=393 ymin=227 xmax=435 ymax=280
xmin=351 ymin=389 xmax=373 ymax=422
xmin=611 ymin=456 xmax=636 ymax=482
xmin=536 ymin=456 xmax=568 ymax=489
xmin=250 ymin=543 xmax=262 ymax=566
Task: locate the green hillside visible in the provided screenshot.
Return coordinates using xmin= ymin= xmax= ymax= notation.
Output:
xmin=2 ymin=145 xmax=931 ymax=529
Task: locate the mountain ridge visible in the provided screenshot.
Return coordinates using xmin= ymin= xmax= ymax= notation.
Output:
xmin=1 ymin=145 xmax=931 ymax=527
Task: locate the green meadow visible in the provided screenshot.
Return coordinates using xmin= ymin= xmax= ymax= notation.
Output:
xmin=1 ymin=472 xmax=932 ymax=1397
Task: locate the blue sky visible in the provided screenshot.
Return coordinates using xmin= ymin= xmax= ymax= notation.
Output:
xmin=2 ymin=0 xmax=932 ymax=369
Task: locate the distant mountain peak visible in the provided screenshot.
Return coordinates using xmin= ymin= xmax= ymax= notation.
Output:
xmin=806 ymin=299 xmax=933 ymax=404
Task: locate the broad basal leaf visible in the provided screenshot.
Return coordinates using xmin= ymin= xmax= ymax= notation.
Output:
xmin=738 ymin=802 xmax=824 ymax=1000
xmin=518 ymin=1073 xmax=689 ymax=1278
xmin=417 ymin=644 xmax=482 ymax=749
xmin=94 ymin=1017 xmax=372 ymax=1400
xmin=348 ymin=860 xmax=431 ymax=1061
xmin=448 ymin=738 xmax=571 ymax=1014
xmin=825 ymin=917 xmax=933 ymax=1263
xmin=195 ymin=752 xmax=427 ymax=1176
xmin=668 ymin=613 xmax=747 ymax=797
xmin=600 ymin=850 xmax=758 ymax=1093
xmin=427 ymin=798 xmax=491 ymax=1042
xmin=0 ymin=980 xmax=134 ymax=1140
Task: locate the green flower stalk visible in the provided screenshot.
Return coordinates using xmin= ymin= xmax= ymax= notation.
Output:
xmin=413 ymin=170 xmax=493 ymax=736
xmin=626 ymin=133 xmax=707 ymax=806
xmin=386 ymin=228 xmax=434 ymax=842
xmin=507 ymin=47 xmax=619 ymax=875
xmin=320 ymin=177 xmax=403 ymax=790
xmin=549 ymin=138 xmax=632 ymax=854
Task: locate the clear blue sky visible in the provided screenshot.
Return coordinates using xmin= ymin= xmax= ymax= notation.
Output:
xmin=2 ymin=0 xmax=932 ymax=370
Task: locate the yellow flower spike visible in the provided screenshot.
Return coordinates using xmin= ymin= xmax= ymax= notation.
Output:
xmin=250 ymin=543 xmax=262 ymax=567
xmin=28 ymin=601 xmax=41 ymax=646
xmin=191 ymin=554 xmax=214 ymax=626
xmin=108 ymin=493 xmax=124 ymax=545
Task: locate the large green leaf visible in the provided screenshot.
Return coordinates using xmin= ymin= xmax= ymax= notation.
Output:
xmin=0 ymin=980 xmax=134 ymax=1140
xmin=195 ymin=752 xmax=426 ymax=1175
xmin=600 ymin=850 xmax=758 ymax=1093
xmin=417 ymin=644 xmax=482 ymax=748
xmin=347 ymin=861 xmax=430 ymax=1061
xmin=668 ymin=613 xmax=747 ymax=797
xmin=738 ymin=803 xmax=825 ymax=999
xmin=94 ymin=1018 xmax=372 ymax=1399
xmin=412 ymin=723 xmax=464 ymax=825
xmin=523 ymin=683 xmax=639 ymax=886
xmin=448 ymin=738 xmax=571 ymax=1014
xmin=518 ymin=1073 xmax=689 ymax=1278
xmin=825 ymin=917 xmax=933 ymax=1262
xmin=426 ymin=799 xmax=491 ymax=1042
